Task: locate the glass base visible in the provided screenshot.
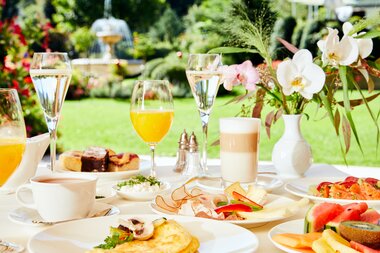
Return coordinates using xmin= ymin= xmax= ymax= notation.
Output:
xmin=0 ymin=187 xmax=14 ymax=195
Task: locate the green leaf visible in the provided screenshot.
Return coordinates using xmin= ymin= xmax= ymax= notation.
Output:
xmin=339 ymin=66 xmax=363 ymax=154
xmin=319 ymin=91 xmax=347 ymax=163
xmin=354 ymin=30 xmax=380 ymax=39
xmin=348 ymin=17 xmax=380 ymax=36
xmin=208 ymin=47 xmax=259 ymax=54
xmin=348 ymin=72 xmax=380 ymax=153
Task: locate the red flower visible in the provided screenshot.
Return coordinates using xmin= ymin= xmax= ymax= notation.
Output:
xmin=24 ymin=76 xmax=32 ymax=84
xmin=21 ymin=88 xmax=30 ymax=98
xmin=12 ymin=80 xmax=19 ymax=90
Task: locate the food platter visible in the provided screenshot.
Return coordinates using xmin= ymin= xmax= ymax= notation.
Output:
xmin=28 ymin=214 xmax=259 ymax=253
xmin=151 ymin=193 xmax=305 ymax=228
xmin=268 ymin=219 xmax=306 ymax=253
xmin=284 ymin=177 xmax=380 ymax=206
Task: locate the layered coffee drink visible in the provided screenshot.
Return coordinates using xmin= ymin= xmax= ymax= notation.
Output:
xmin=219 ymin=118 xmax=260 ymax=183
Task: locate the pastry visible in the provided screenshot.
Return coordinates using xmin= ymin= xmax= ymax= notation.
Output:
xmin=58 ymin=151 xmax=83 ymax=172
xmin=109 ymin=153 xmax=140 ymax=172
xmin=81 ymin=147 xmax=109 ymax=172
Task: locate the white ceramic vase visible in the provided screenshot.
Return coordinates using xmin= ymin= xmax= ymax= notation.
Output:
xmin=272 ymin=114 xmax=312 ymax=178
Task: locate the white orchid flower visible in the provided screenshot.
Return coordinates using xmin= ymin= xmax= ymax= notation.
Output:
xmin=317 ymin=27 xmax=358 ymax=66
xmin=277 ymin=49 xmax=325 ymax=100
xmin=342 ymin=22 xmax=373 ymax=59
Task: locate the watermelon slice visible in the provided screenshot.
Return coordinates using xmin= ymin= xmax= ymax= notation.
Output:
xmin=343 ymin=202 xmax=369 ymax=214
xmin=325 ymin=203 xmax=368 ymax=233
xmin=361 ymin=209 xmax=380 ymax=225
xmin=304 ymin=203 xmax=344 ymax=233
xmin=325 ymin=208 xmax=361 ymax=233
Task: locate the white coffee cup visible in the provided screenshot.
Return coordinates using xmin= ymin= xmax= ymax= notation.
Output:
xmin=220 ymin=117 xmax=261 ymax=183
xmin=16 ymin=173 xmax=97 ymax=222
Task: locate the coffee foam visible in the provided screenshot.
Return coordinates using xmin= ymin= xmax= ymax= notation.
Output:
xmin=219 ymin=118 xmax=260 ymax=133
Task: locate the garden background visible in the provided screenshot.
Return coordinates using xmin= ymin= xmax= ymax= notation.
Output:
xmin=1 ymin=0 xmax=379 ymax=166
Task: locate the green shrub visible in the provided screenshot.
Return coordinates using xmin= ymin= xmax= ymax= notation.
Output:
xmin=140 ymin=53 xmax=189 ymax=97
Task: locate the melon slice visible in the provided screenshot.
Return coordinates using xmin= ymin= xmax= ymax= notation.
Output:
xmin=304 ymin=203 xmax=344 ymax=233
xmin=361 ymin=209 xmax=380 ymax=225
xmin=325 ymin=207 xmax=361 ymax=233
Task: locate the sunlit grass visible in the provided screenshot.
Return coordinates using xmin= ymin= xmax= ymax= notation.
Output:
xmin=59 ymin=92 xmax=380 ymax=167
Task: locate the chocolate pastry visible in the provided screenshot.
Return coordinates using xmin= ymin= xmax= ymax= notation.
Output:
xmin=81 ymin=147 xmax=109 ymax=172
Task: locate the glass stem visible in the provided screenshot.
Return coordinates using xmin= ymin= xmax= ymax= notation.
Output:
xmin=200 ymin=111 xmax=209 ymax=174
xmin=49 ymin=129 xmax=57 ymax=172
xmin=149 ymin=144 xmax=156 ymax=177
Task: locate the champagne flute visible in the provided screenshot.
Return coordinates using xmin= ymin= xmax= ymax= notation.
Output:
xmin=130 ymin=80 xmax=174 ymax=177
xmin=30 ymin=53 xmax=72 ymax=172
xmin=0 ymin=89 xmax=26 ymax=194
xmin=186 ymin=54 xmax=222 ymax=175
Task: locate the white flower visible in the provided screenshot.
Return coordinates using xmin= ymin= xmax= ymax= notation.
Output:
xmin=277 ymin=49 xmax=325 ymax=100
xmin=342 ymin=22 xmax=373 ymax=59
xmin=317 ymin=27 xmax=359 ymax=66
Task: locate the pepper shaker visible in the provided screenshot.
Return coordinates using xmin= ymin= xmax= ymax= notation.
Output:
xmin=182 ymin=132 xmax=203 ymax=177
xmin=173 ymin=129 xmax=188 ymax=173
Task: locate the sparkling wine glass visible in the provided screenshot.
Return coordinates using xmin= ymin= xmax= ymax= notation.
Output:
xmin=30 ymin=52 xmax=72 ymax=172
xmin=186 ymin=54 xmax=222 ymax=175
xmin=0 ymin=89 xmax=26 ymax=194
xmin=130 ymin=80 xmax=174 ymax=177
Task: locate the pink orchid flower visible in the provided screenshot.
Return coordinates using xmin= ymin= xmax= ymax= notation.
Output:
xmin=220 ymin=60 xmax=259 ymax=91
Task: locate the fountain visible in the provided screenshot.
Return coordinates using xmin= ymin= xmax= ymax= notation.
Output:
xmin=71 ymin=0 xmax=144 ymax=79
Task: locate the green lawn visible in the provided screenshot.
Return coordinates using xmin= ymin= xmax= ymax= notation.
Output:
xmin=59 ymin=94 xmax=380 ymax=167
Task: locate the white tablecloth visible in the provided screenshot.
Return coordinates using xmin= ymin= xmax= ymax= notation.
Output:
xmin=0 ymin=158 xmax=371 ymax=253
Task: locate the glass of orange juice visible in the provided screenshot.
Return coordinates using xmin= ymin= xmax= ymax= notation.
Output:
xmin=0 ymin=89 xmax=26 ymax=194
xmin=130 ymin=80 xmax=174 ymax=177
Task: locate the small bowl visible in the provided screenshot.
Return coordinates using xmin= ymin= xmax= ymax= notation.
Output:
xmin=113 ymin=181 xmax=171 ymax=201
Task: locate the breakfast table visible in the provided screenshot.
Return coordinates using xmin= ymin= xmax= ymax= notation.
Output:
xmin=0 ymin=157 xmax=378 ymax=253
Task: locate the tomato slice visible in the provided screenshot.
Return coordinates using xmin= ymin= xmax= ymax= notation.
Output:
xmin=316 ymin=182 xmax=332 ymax=191
xmin=339 ymin=181 xmax=357 ymax=188
xmin=344 ymin=176 xmax=359 ymax=183
xmin=364 ymin=177 xmax=379 ymax=186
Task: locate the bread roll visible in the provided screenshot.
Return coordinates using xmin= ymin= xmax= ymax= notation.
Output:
xmin=59 ymin=151 xmax=83 ymax=172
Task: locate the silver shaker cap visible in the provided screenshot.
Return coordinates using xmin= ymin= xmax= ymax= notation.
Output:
xmin=188 ymin=132 xmax=198 ymax=152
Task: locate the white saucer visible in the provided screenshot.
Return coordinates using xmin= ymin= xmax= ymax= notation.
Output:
xmin=196 ymin=174 xmax=284 ymax=193
xmin=8 ymin=202 xmax=119 ymax=227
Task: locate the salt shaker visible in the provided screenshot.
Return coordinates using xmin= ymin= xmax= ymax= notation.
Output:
xmin=182 ymin=132 xmax=203 ymax=177
xmin=173 ymin=129 xmax=189 ymax=173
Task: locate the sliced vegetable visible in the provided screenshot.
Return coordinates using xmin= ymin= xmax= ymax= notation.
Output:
xmin=214 ymin=203 xmax=252 ymax=214
xmin=232 ymin=191 xmax=263 ymax=210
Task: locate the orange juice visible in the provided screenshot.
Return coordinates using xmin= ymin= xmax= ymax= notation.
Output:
xmin=0 ymin=138 xmax=25 ymax=185
xmin=130 ymin=109 xmax=174 ymax=144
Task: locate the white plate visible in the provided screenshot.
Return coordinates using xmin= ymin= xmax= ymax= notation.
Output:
xmin=113 ymin=181 xmax=171 ymax=201
xmin=285 ymin=177 xmax=380 ymax=206
xmin=96 ymin=186 xmax=117 ymax=204
xmin=28 ymin=214 xmax=259 ymax=253
xmin=8 ymin=202 xmax=119 ymax=227
xmin=268 ymin=219 xmax=305 ymax=253
xmin=196 ymin=174 xmax=284 ymax=193
xmin=151 ymin=193 xmax=303 ymax=228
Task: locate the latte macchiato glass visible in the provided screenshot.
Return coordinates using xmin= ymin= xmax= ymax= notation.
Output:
xmin=220 ymin=117 xmax=261 ymax=183
xmin=16 ymin=173 xmax=97 ymax=222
